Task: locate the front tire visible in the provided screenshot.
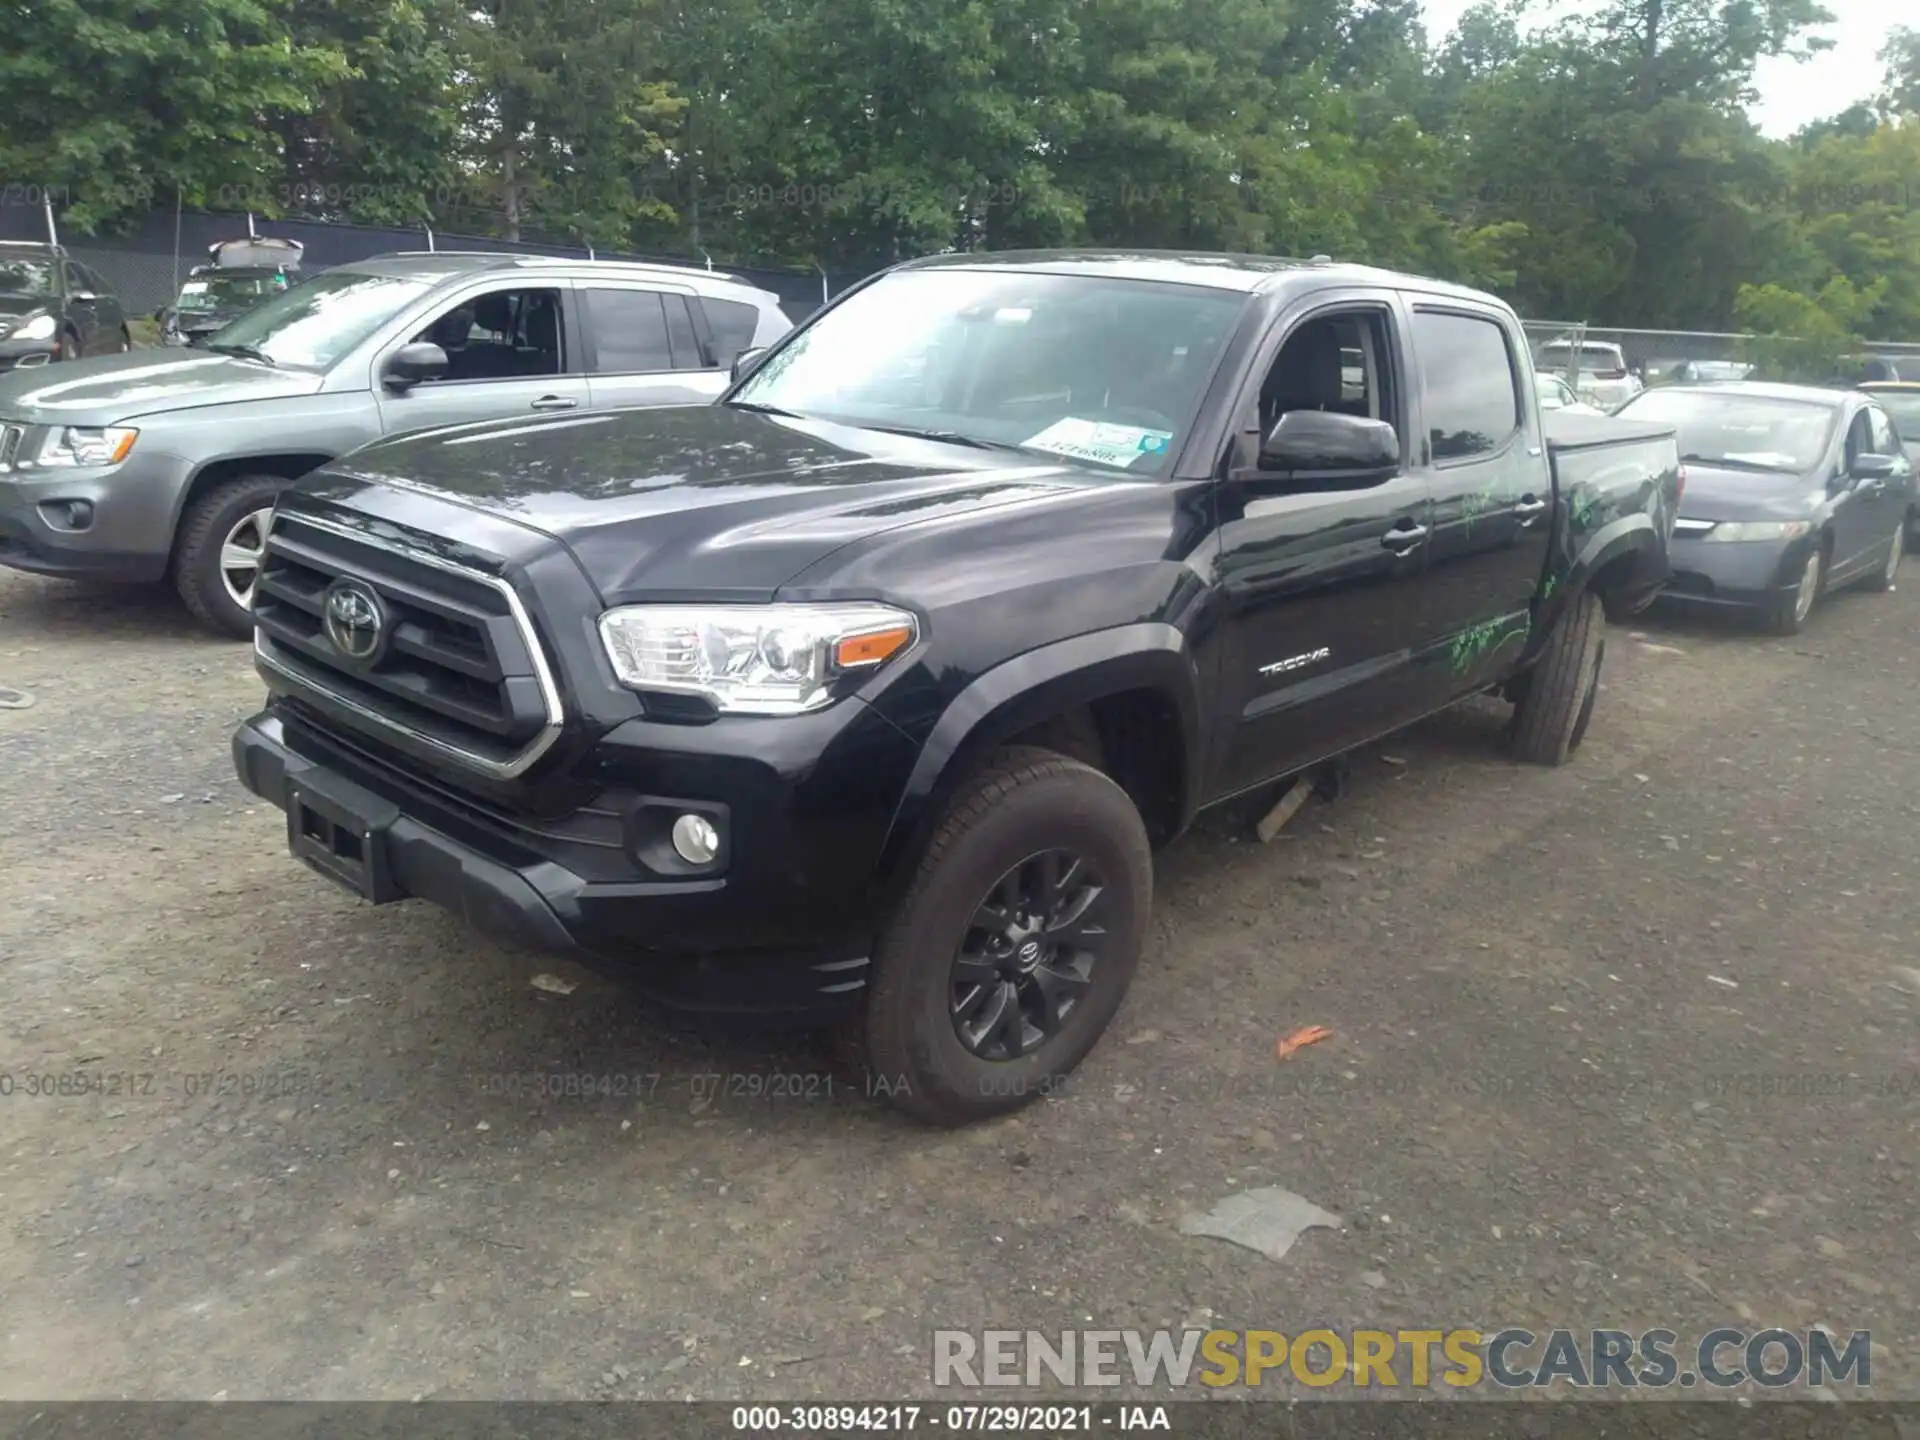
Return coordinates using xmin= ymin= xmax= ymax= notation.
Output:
xmin=1509 ymin=591 xmax=1604 ymax=766
xmin=1863 ymin=521 xmax=1902 ymax=593
xmin=1764 ymin=545 xmax=1823 ymax=635
xmin=856 ymin=746 xmax=1152 ymax=1127
xmin=172 ymin=474 xmax=288 ymax=637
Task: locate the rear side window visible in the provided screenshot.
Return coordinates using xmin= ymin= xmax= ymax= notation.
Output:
xmin=583 ymin=288 xmax=675 ymax=373
xmin=701 ymin=297 xmax=762 ymax=367
xmin=1413 ymin=310 xmax=1522 ymax=462
xmin=662 ymin=293 xmax=706 ymax=369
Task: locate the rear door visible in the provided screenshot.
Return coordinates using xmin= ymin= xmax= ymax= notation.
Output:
xmin=1404 ymin=302 xmax=1552 ymax=702
xmin=1208 ymin=290 xmax=1436 ymax=797
xmin=578 ymin=284 xmax=730 ymax=410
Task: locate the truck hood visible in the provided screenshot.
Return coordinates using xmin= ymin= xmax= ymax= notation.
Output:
xmin=0 ymin=348 xmax=324 ymax=426
xmin=1675 ymin=462 xmax=1824 ymax=523
xmin=310 ymin=402 xmax=1109 ymax=603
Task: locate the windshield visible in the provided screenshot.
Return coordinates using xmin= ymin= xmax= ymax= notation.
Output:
xmin=730 ymin=269 xmax=1249 ymax=475
xmin=204 ymin=269 xmax=430 ymax=370
xmin=1869 ymin=392 xmax=1920 ymax=438
xmin=1617 ymin=389 xmax=1837 ymax=473
xmin=178 ymin=273 xmax=290 ymax=312
xmin=0 ymin=258 xmax=57 ymax=298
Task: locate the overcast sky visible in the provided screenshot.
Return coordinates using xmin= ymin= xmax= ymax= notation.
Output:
xmin=1417 ymin=0 xmax=1898 ymax=138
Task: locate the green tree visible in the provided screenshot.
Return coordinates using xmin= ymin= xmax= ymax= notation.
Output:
xmin=0 ymin=0 xmax=347 ymax=230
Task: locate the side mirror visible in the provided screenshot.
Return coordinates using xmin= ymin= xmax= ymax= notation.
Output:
xmin=384 ymin=341 xmax=448 ymax=390
xmin=730 ymin=346 xmax=767 ymax=384
xmin=1851 ymin=452 xmax=1898 ymax=481
xmin=1259 ymin=409 xmax=1400 ymax=473
xmin=71 ymin=290 xmax=97 ymax=304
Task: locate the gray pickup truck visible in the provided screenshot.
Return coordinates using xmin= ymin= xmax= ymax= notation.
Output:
xmin=0 ymin=251 xmax=791 ymax=635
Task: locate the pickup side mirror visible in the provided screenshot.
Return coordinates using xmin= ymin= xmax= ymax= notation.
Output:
xmin=1259 ymin=409 xmax=1400 ymax=473
xmin=384 ymin=341 xmax=449 ymax=390
xmin=1851 ymin=452 xmax=1898 ymax=481
xmin=70 ymin=290 xmax=97 ymax=305
xmin=730 ymin=346 xmax=767 ymax=384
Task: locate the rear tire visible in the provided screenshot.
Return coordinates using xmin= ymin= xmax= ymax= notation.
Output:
xmin=117 ymin=326 xmax=132 ymax=353
xmin=1509 ymin=591 xmax=1604 ymax=767
xmin=854 ymin=746 xmax=1152 ymax=1127
xmin=172 ymin=474 xmax=289 ymax=638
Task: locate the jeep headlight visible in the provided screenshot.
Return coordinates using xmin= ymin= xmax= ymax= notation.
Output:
xmin=1700 ymin=520 xmax=1812 ymax=542
xmin=13 ymin=314 xmax=57 ymax=341
xmin=39 ymin=426 xmax=139 ymax=467
xmin=598 ymin=603 xmax=918 ymax=715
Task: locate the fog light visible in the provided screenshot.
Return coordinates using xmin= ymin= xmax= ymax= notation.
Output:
xmin=670 ymin=813 xmax=721 ymax=865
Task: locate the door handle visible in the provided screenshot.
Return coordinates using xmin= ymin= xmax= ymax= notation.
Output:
xmin=1514 ymin=496 xmax=1549 ymax=523
xmin=1381 ymin=523 xmax=1429 ymax=554
xmin=530 ymin=395 xmax=578 ymax=412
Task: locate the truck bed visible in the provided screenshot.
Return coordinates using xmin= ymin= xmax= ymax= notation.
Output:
xmin=1537 ymin=407 xmax=1682 ymax=622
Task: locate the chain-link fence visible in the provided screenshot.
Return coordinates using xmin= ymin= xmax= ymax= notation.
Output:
xmin=1521 ymin=320 xmax=1920 ymax=386
xmin=0 ymin=201 xmax=844 ymax=323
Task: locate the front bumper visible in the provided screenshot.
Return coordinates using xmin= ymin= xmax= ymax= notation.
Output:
xmin=233 ymin=701 xmax=921 ymax=1015
xmin=1659 ymin=533 xmax=1807 ymax=610
xmin=0 ymin=445 xmax=191 ymax=582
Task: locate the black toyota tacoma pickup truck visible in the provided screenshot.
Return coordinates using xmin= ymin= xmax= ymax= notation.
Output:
xmin=232 ymin=251 xmax=1681 ymax=1125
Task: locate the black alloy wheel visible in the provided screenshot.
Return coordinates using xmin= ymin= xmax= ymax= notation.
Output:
xmin=949 ymin=848 xmax=1109 ymax=1060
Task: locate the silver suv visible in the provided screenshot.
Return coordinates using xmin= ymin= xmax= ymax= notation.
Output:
xmin=0 ymin=251 xmax=792 ymax=635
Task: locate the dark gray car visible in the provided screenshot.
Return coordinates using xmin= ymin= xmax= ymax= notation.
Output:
xmin=0 ymin=242 xmax=131 ymax=369
xmin=1616 ymin=381 xmax=1917 ymax=634
xmin=0 ymin=251 xmax=791 ymax=635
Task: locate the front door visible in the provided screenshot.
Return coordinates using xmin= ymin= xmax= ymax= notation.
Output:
xmin=374 ymin=282 xmax=590 ymax=439
xmin=1209 ymin=298 xmax=1436 ymax=798
xmin=1405 ymin=305 xmax=1552 ymax=701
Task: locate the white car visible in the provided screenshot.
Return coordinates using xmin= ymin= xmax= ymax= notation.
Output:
xmin=1535 ymin=372 xmax=1605 ymax=416
xmin=1536 ymin=339 xmax=1643 ymax=411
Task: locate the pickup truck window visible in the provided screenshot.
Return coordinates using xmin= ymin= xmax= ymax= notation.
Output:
xmin=1866 ymin=405 xmax=1899 ymax=456
xmin=730 ymin=269 xmax=1248 ymax=476
xmin=1413 ymin=310 xmax=1522 ymax=460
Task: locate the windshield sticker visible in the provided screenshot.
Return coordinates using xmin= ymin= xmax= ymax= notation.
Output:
xmin=1023 ymin=417 xmax=1175 ymax=468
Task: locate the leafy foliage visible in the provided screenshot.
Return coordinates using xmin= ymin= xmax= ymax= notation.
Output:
xmin=4 ymin=0 xmax=1914 ymax=344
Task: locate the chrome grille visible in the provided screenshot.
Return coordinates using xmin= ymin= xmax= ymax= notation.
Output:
xmin=252 ymin=511 xmax=563 ymax=779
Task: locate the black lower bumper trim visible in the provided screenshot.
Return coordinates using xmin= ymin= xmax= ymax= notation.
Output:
xmin=233 ymin=712 xmax=871 ymax=1015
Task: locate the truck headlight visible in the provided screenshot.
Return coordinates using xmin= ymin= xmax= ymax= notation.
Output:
xmin=13 ymin=314 xmax=57 ymax=342
xmin=38 ymin=426 xmax=139 ymax=468
xmin=1700 ymin=520 xmax=1811 ymax=542
xmin=598 ymin=603 xmax=919 ymax=715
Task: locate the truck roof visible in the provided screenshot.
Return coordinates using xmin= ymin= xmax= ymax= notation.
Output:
xmin=891 ymin=248 xmax=1505 ymax=305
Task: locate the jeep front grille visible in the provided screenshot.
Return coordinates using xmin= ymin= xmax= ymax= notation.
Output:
xmin=252 ymin=510 xmax=563 ymax=779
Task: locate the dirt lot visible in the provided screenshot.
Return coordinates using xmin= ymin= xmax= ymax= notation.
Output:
xmin=1 ymin=566 xmax=1915 ymax=1401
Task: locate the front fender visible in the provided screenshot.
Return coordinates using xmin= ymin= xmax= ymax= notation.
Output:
xmin=869 ymin=622 xmax=1203 ymax=902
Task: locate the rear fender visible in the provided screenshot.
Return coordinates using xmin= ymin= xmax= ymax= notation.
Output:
xmin=869 ymin=623 xmax=1202 ymax=904
xmin=1526 ymin=513 xmax=1667 ymax=663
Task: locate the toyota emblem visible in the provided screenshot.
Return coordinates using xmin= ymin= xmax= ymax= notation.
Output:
xmin=322 ymin=577 xmax=388 ymax=663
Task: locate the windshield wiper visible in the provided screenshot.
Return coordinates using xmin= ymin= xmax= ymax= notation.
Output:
xmin=727 ymin=400 xmax=803 ymax=419
xmin=206 ymin=341 xmax=276 ymax=366
xmin=855 ymin=422 xmax=1022 ymax=453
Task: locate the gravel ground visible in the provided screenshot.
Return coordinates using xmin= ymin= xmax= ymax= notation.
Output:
xmin=1 ymin=567 xmax=1915 ymax=1402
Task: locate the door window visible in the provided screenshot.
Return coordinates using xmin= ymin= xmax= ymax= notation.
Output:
xmin=1412 ymin=311 xmax=1523 ymax=461
xmin=1866 ymin=406 xmax=1900 ymax=456
xmin=1256 ymin=308 xmax=1400 ymax=440
xmin=581 ymin=287 xmax=706 ymax=373
xmin=410 ymin=287 xmax=564 ymax=382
